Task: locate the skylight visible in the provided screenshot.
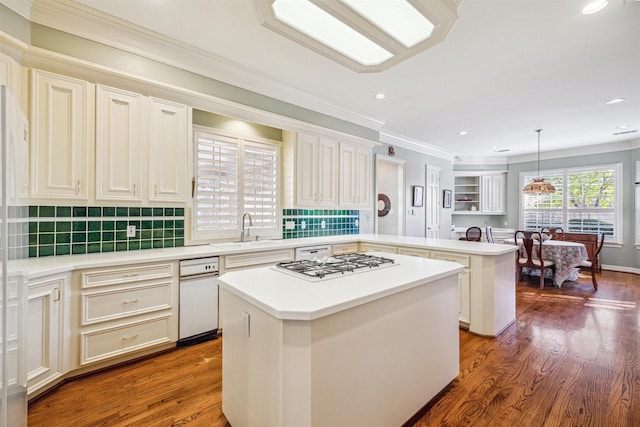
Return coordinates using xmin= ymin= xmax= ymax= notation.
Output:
xmin=253 ymin=0 xmax=460 ymax=73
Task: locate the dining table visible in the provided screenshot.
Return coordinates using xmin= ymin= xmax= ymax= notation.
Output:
xmin=505 ymin=238 xmax=589 ymax=287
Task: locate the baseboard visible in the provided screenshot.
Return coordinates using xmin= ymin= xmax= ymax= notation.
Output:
xmin=602 ymin=264 xmax=640 ymax=275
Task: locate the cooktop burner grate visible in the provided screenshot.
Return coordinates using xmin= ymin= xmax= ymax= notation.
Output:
xmin=276 ymin=253 xmax=396 ymax=280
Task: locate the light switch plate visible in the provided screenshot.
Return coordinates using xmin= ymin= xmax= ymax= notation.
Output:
xmin=242 ymin=311 xmax=250 ymax=337
xmin=285 ymin=220 xmax=295 ymax=230
xmin=127 ymin=225 xmax=136 ymax=237
xmin=301 ymin=220 xmax=306 ymax=230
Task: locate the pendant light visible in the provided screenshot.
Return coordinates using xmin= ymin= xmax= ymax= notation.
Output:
xmin=522 ymin=129 xmax=556 ymax=194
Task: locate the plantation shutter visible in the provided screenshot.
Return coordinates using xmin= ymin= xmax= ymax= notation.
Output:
xmin=243 ymin=140 xmax=279 ymax=236
xmin=195 ymin=132 xmax=239 ymax=238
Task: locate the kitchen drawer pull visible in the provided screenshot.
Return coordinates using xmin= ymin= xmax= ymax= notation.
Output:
xmin=122 ymin=334 xmax=138 ymax=341
xmin=124 ymin=273 xmax=139 ymax=278
xmin=123 ymin=299 xmax=138 ymax=304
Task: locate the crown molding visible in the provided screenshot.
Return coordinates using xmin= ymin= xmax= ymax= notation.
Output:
xmin=453 ymin=157 xmax=509 ymax=167
xmin=379 ymin=130 xmax=456 ymax=161
xmin=507 ymin=139 xmax=640 ymax=164
xmin=28 ymin=0 xmax=387 ymax=132
xmin=1 ymin=0 xmax=32 ymax=19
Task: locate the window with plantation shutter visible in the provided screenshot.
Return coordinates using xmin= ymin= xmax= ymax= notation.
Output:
xmin=193 ymin=128 xmax=280 ymax=241
xmin=520 ymin=163 xmax=621 ymax=244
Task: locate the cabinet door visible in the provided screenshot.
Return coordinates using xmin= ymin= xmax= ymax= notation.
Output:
xmin=317 ymin=138 xmax=338 ymax=206
xmin=31 ymin=70 xmax=91 ymax=201
xmin=148 ymin=98 xmax=188 ymax=203
xmin=96 ymin=85 xmax=143 ymax=201
xmin=296 ymin=133 xmax=318 ymax=206
xmin=28 ymin=275 xmax=65 ymax=395
xmin=457 ymin=269 xmax=470 ymax=325
xmin=355 ymin=146 xmax=372 ymax=208
xmin=481 ymin=174 xmax=505 ymax=214
xmin=339 ymin=143 xmax=357 ymax=206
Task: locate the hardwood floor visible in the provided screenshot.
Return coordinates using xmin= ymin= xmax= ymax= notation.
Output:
xmin=29 ymin=271 xmax=640 ymax=427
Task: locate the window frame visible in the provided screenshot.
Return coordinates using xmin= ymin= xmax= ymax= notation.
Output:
xmin=519 ymin=163 xmax=623 ymax=245
xmin=190 ymin=126 xmax=282 ymax=244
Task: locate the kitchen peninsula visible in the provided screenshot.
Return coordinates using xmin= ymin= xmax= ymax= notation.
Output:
xmin=219 ymin=253 xmax=464 ymax=427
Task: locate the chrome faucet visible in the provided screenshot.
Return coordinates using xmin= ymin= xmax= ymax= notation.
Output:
xmin=241 ymin=212 xmax=253 ymax=242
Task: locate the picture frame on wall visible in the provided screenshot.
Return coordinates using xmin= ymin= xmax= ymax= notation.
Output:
xmin=443 ymin=189 xmax=452 ymax=208
xmin=412 ymin=185 xmax=424 ymax=207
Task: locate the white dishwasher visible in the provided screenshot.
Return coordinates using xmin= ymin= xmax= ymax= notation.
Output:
xmin=178 ymin=257 xmax=219 ymax=346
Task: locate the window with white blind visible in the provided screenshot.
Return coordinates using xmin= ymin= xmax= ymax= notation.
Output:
xmin=193 ymin=128 xmax=280 ymax=241
xmin=520 ymin=163 xmax=622 ymax=244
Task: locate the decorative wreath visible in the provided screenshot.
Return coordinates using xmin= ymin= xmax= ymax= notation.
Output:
xmin=378 ymin=194 xmax=391 ymax=217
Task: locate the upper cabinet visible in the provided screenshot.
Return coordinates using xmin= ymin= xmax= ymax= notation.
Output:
xmin=30 ymin=69 xmax=93 ymax=202
xmin=284 ymin=131 xmax=374 ymax=209
xmin=148 ymin=98 xmax=188 ymax=203
xmin=30 ymin=69 xmax=190 ymax=205
xmin=295 ymin=133 xmax=339 ymax=207
xmin=339 ymin=142 xmax=372 ymax=208
xmin=96 ymin=85 xmax=144 ymax=202
xmin=454 ymin=172 xmax=506 ymax=215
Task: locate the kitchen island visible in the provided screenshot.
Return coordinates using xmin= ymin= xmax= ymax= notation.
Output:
xmin=218 ymin=253 xmax=464 ymax=427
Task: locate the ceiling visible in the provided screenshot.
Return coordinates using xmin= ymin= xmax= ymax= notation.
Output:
xmin=30 ymin=0 xmax=640 ymax=161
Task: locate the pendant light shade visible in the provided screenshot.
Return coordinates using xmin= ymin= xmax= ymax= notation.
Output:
xmin=522 ymin=129 xmax=556 ymax=194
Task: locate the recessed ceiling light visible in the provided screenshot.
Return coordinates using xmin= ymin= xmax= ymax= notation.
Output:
xmin=375 ymin=93 xmax=386 ymax=100
xmin=582 ymin=0 xmax=608 ymax=15
xmin=458 ymin=131 xmax=468 ymax=136
xmin=606 ymin=97 xmax=625 ymax=105
xmin=616 ymin=124 xmax=630 ymax=129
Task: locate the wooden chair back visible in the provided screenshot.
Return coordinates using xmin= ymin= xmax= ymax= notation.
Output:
xmin=466 ymin=227 xmax=482 ymax=242
xmin=515 ymin=231 xmax=542 ymax=267
xmin=541 ymin=227 xmax=564 ymax=240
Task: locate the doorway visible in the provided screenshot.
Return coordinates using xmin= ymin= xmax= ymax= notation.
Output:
xmin=375 ymin=155 xmax=405 ymax=235
xmin=426 ymin=165 xmax=441 ymax=238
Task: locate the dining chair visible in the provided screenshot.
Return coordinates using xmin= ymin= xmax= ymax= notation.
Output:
xmin=514 ymin=230 xmax=556 ymax=289
xmin=577 ymin=232 xmax=605 ymax=291
xmin=466 ymin=226 xmax=482 ymax=242
xmin=541 ymin=227 xmax=564 ymax=240
xmin=486 ymin=226 xmax=495 ymax=243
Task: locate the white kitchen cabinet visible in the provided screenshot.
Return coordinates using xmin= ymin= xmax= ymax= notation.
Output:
xmin=27 ymin=274 xmax=68 ymax=396
xmin=30 ymin=69 xmax=93 ymax=201
xmin=221 ymin=249 xmax=294 ymax=272
xmin=332 ymin=242 xmax=359 ymax=255
xmin=430 ymin=251 xmax=471 ymax=326
xmin=481 ymin=174 xmax=506 ymax=214
xmin=75 ymin=262 xmax=178 ymax=366
xmin=340 ymin=142 xmax=372 ymax=208
xmin=96 ymin=84 xmax=144 ymax=201
xmin=358 ymin=242 xmax=397 ymax=254
xmin=396 ymin=247 xmax=431 ymax=258
xmin=148 ymin=97 xmax=189 ymax=203
xmin=453 ymin=172 xmax=506 ymax=215
xmin=296 ymin=133 xmax=338 ymax=207
xmin=0 ymin=52 xmax=21 ymax=103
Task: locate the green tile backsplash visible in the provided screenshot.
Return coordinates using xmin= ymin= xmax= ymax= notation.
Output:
xmin=28 ymin=206 xmax=185 ymax=258
xmin=282 ymin=209 xmax=359 ymax=239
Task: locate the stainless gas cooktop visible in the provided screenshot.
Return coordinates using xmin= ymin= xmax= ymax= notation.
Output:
xmin=275 ymin=253 xmax=396 ymax=281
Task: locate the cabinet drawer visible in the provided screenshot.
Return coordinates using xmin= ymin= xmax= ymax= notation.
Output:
xmin=224 ymin=249 xmax=294 ymax=270
xmin=81 ymin=281 xmax=173 ymax=325
xmin=397 ymin=247 xmax=430 ymax=258
xmin=332 ymin=242 xmax=358 ymax=255
xmin=358 ymin=243 xmax=397 ymax=254
xmin=81 ymin=263 xmax=174 ymax=288
xmin=80 ymin=315 xmax=173 ymax=365
xmin=430 ymin=251 xmax=470 ymax=268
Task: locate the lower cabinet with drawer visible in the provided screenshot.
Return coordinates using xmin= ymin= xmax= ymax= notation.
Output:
xmin=73 ymin=261 xmax=178 ymax=367
xmin=430 ymin=251 xmax=471 ymax=327
xmin=358 ymin=242 xmax=398 ymax=254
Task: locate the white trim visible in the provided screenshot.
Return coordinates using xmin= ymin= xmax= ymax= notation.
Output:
xmin=602 ymin=265 xmax=640 ymax=275
xmin=635 ymin=160 xmax=640 ymax=246
xmin=508 ymin=139 xmax=640 ymax=164
xmin=1 ymin=0 xmax=32 ymax=19
xmin=453 ymin=157 xmax=509 ymax=167
xmin=379 ymin=130 xmax=455 ymax=161
xmin=27 ymin=0 xmax=387 ymax=132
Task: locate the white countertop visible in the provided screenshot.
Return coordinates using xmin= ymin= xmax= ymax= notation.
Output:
xmin=10 ymin=233 xmax=517 ymax=280
xmin=218 ymin=253 xmax=464 ymax=320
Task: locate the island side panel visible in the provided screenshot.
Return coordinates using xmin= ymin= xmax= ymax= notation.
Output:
xmin=306 ymin=275 xmax=459 ymax=427
xmin=468 ymin=252 xmax=516 ymax=336
xmin=220 ymin=288 xmax=284 ymax=427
